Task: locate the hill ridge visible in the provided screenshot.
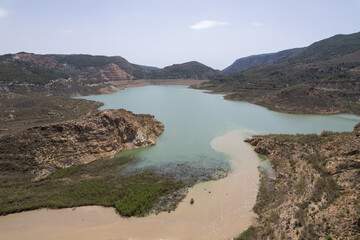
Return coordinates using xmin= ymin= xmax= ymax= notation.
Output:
xmin=199 ymin=31 xmax=360 ymax=115
xmin=0 ymin=52 xmax=221 ymax=95
xmin=223 ymin=48 xmax=301 ymax=75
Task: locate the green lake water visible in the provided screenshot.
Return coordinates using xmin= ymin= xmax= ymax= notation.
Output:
xmin=79 ymin=85 xmax=360 ymax=180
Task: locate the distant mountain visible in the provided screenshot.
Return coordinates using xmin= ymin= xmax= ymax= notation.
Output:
xmin=146 ymin=61 xmax=223 ymax=80
xmin=0 ymin=53 xmax=219 ymax=95
xmin=222 ymin=48 xmax=301 ymax=75
xmin=199 ymin=31 xmax=360 ymax=114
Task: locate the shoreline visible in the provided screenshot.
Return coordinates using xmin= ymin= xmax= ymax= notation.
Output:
xmin=98 ymin=79 xmax=208 ymax=94
xmin=192 ymin=84 xmax=360 ymax=116
xmin=0 ymin=130 xmax=260 ymax=240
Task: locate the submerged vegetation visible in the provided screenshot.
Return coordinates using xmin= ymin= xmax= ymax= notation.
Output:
xmin=0 ymin=156 xmax=185 ymax=217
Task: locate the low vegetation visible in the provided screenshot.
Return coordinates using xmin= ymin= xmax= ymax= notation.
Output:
xmin=0 ymin=94 xmax=102 ymax=135
xmin=0 ymin=61 xmax=68 ymax=85
xmin=54 ymin=54 xmax=112 ymax=69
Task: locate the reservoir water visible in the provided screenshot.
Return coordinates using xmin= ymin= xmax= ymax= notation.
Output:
xmin=79 ymin=85 xmax=360 ymax=178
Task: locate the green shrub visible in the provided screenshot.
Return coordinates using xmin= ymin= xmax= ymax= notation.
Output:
xmin=296 ymin=175 xmax=306 ymax=195
xmin=311 ymin=177 xmax=340 ymax=204
xmin=320 ymin=130 xmax=334 ymax=137
xmin=257 ymin=153 xmax=268 ymax=161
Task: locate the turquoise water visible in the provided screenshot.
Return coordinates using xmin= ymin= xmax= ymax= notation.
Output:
xmin=79 ymin=85 xmax=360 ymax=178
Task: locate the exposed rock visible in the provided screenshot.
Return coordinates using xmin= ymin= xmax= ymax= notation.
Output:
xmin=354 ymin=122 xmax=360 ymax=132
xmin=0 ymin=109 xmax=164 ymax=179
xmin=100 ymin=63 xmax=133 ymax=81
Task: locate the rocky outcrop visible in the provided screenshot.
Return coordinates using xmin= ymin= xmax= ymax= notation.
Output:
xmin=244 ymin=124 xmax=360 ymax=239
xmin=0 ymin=109 xmax=164 ymax=179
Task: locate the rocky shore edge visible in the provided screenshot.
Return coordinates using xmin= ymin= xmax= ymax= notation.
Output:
xmin=0 ymin=109 xmax=164 ymax=179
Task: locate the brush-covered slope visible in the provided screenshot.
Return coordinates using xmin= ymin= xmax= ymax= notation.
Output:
xmin=223 ymin=48 xmax=301 ymax=75
xmin=146 ymin=61 xmax=223 ymax=80
xmin=200 ymin=31 xmax=360 ymax=114
xmin=0 ymin=53 xmax=144 ymax=95
xmin=206 ymin=32 xmax=360 ymax=90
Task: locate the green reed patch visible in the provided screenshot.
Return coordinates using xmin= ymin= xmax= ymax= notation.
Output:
xmin=0 ymin=157 xmax=185 ymax=217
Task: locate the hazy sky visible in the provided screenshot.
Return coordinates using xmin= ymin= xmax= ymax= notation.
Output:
xmin=0 ymin=0 xmax=360 ymax=69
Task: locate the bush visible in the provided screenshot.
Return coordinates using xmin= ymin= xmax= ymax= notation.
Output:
xmin=296 ymin=175 xmax=306 ymax=195
xmin=311 ymin=176 xmax=339 ymax=205
xmin=320 ymin=130 xmax=334 ymax=137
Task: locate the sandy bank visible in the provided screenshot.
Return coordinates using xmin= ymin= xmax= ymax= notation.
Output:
xmin=0 ymin=130 xmax=259 ymax=240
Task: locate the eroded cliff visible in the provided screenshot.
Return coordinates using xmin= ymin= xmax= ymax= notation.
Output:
xmin=0 ymin=109 xmax=164 ymax=179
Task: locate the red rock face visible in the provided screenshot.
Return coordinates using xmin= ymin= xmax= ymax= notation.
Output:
xmin=0 ymin=109 xmax=164 ymax=179
xmin=100 ymin=63 xmax=133 ymax=81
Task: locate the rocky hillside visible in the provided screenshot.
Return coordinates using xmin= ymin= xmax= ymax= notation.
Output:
xmin=225 ymin=84 xmax=352 ymax=114
xmin=0 ymin=53 xmax=219 ymax=95
xmin=199 ymin=31 xmax=360 ymax=115
xmin=223 ymin=48 xmax=300 ymax=75
xmin=211 ymin=32 xmax=360 ymax=90
xmin=241 ymin=123 xmax=360 ymax=239
xmin=0 ymin=52 xmax=149 ymax=95
xmin=0 ymin=109 xmax=164 ymax=179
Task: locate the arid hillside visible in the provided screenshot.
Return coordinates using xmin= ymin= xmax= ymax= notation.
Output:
xmin=240 ymin=123 xmax=360 ymax=239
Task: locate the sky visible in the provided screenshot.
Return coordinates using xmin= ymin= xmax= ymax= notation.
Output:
xmin=0 ymin=0 xmax=360 ymax=70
